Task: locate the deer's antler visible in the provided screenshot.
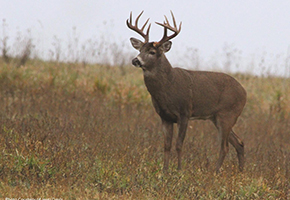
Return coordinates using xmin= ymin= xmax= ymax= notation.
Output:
xmin=155 ymin=11 xmax=182 ymax=47
xmin=126 ymin=11 xmax=151 ymax=43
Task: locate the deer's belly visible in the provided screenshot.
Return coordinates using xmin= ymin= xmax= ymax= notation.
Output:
xmin=190 ymin=115 xmax=213 ymax=120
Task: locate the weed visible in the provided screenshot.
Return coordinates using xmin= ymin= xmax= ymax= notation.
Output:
xmin=0 ymin=59 xmax=289 ymax=198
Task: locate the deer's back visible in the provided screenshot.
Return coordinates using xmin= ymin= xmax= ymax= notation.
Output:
xmin=146 ymin=67 xmax=246 ymax=122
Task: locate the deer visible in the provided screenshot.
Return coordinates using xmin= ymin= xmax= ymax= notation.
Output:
xmin=126 ymin=11 xmax=247 ymax=173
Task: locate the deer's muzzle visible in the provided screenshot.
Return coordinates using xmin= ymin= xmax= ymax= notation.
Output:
xmin=132 ymin=57 xmax=142 ymax=68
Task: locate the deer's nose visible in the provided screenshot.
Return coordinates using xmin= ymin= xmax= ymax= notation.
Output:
xmin=132 ymin=57 xmax=141 ymax=67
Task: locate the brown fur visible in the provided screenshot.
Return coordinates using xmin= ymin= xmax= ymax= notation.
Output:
xmin=128 ymin=12 xmax=246 ymax=173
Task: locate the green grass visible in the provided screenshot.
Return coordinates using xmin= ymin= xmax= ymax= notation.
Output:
xmin=0 ymin=59 xmax=289 ymax=199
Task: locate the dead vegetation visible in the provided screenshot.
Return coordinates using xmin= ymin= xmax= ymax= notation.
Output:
xmin=0 ymin=60 xmax=289 ymax=199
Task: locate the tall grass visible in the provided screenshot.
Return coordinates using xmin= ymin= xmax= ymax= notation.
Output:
xmin=0 ymin=58 xmax=289 ymax=199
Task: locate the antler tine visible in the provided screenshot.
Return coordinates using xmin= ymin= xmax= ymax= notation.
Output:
xmin=170 ymin=10 xmax=177 ymax=28
xmin=135 ymin=10 xmax=144 ymax=26
xmin=146 ymin=23 xmax=151 ymax=36
xmin=126 ymin=11 xmax=150 ymax=43
xmin=129 ymin=12 xmax=132 ymax=24
xmin=141 ymin=18 xmax=150 ymax=32
xmin=155 ymin=11 xmax=182 ymax=47
xmin=164 ymin=15 xmax=170 ymax=26
xmin=155 ymin=21 xmax=163 ymax=27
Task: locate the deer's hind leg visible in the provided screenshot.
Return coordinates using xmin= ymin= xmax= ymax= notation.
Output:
xmin=212 ymin=114 xmax=238 ymax=173
xmin=229 ymin=130 xmax=244 ymax=172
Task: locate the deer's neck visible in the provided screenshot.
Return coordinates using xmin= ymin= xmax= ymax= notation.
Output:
xmin=143 ymin=56 xmax=174 ymax=95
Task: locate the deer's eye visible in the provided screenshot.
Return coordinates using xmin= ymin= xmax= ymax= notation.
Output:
xmin=149 ymin=51 xmax=156 ymax=55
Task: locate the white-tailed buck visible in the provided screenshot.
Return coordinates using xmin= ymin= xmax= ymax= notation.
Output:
xmin=127 ymin=11 xmax=247 ymax=173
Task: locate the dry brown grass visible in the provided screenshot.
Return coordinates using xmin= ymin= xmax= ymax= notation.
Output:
xmin=0 ymin=59 xmax=289 ymax=199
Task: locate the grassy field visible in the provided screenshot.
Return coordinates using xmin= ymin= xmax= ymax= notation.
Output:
xmin=0 ymin=59 xmax=289 ymax=199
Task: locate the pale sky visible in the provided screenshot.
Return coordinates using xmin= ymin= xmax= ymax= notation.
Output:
xmin=1 ymin=0 xmax=290 ymax=76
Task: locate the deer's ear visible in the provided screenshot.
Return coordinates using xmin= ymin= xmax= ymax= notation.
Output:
xmin=161 ymin=41 xmax=172 ymax=53
xmin=130 ymin=38 xmax=144 ymax=50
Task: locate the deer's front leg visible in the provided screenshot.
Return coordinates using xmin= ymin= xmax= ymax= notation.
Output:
xmin=162 ymin=119 xmax=173 ymax=171
xmin=176 ymin=117 xmax=189 ymax=170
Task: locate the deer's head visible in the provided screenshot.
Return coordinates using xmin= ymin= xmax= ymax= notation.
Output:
xmin=127 ymin=11 xmax=182 ymax=71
